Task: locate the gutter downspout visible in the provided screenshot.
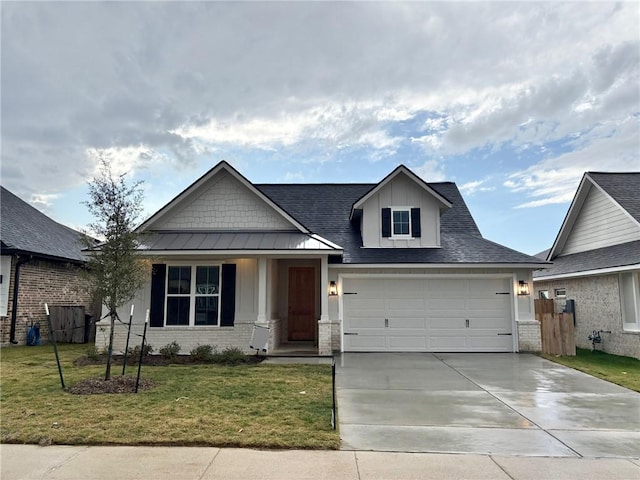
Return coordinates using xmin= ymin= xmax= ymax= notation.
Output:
xmin=10 ymin=255 xmax=31 ymax=344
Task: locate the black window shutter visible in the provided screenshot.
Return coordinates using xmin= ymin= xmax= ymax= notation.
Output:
xmin=381 ymin=208 xmax=391 ymax=237
xmin=149 ymin=263 xmax=166 ymax=327
xmin=221 ymin=264 xmax=237 ymax=327
xmin=411 ymin=208 xmax=421 ymax=238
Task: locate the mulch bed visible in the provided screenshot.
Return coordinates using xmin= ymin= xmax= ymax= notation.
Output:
xmin=74 ymin=354 xmax=263 ymax=367
xmin=67 ymin=376 xmax=155 ymax=395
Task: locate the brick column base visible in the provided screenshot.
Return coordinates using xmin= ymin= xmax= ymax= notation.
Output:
xmin=318 ymin=319 xmax=332 ymax=356
xmin=517 ymin=320 xmax=542 ymax=352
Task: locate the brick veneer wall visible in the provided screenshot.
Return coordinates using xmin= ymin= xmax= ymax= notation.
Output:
xmin=0 ymin=258 xmax=95 ymax=345
xmin=535 ymin=274 xmax=640 ymax=359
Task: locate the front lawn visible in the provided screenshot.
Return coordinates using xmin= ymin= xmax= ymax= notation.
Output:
xmin=0 ymin=344 xmax=339 ymax=449
xmin=542 ymin=347 xmax=640 ymax=392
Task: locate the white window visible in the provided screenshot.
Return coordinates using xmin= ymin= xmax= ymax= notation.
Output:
xmin=554 ymin=288 xmax=566 ymax=298
xmin=391 ymin=208 xmax=411 ymax=238
xmin=165 ymin=265 xmax=221 ymax=326
xmin=539 ymin=290 xmax=550 ymax=299
xmin=0 ymin=256 xmax=11 ymax=317
xmin=619 ymin=271 xmax=640 ymax=332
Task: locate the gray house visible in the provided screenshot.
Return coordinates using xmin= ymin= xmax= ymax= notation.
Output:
xmin=97 ymin=162 xmax=547 ymax=355
xmin=534 ymin=172 xmax=640 ymax=359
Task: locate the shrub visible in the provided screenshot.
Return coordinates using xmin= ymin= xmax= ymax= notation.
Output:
xmin=129 ymin=343 xmax=154 ymax=360
xmin=215 ymin=346 xmax=247 ymax=365
xmin=190 ymin=344 xmax=215 ymax=363
xmin=159 ymin=341 xmax=181 ymax=360
xmin=86 ymin=345 xmax=100 ymax=360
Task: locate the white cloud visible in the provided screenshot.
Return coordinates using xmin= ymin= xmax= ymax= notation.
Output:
xmin=414 ymin=160 xmax=446 ymax=182
xmin=1 ymin=1 xmax=638 ymax=204
xmin=460 ymin=179 xmax=495 ymax=196
xmin=506 ymin=118 xmax=640 ymax=208
xmin=29 ymin=193 xmax=59 ymax=212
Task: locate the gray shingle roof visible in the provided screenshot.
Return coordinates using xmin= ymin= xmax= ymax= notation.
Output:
xmin=534 ymin=240 xmax=640 ymax=278
xmin=1 ymin=186 xmax=86 ymax=263
xmin=588 ymin=172 xmax=640 ymax=223
xmin=257 ymin=183 xmax=545 ymax=265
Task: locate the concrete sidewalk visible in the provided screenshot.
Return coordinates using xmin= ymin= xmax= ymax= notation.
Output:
xmin=2 ymin=445 xmax=639 ymax=480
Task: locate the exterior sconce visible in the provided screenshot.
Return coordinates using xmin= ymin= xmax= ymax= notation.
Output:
xmin=517 ymin=280 xmax=530 ymax=296
xmin=328 ymin=281 xmax=338 ymax=296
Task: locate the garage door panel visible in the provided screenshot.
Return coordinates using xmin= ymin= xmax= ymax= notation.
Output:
xmin=345 ymin=335 xmax=386 ymax=350
xmin=388 ymin=298 xmax=425 ymax=311
xmin=388 ymin=317 xmax=426 ymax=329
xmin=348 ymin=317 xmax=386 ymax=330
xmin=429 ymin=336 xmax=468 ymax=350
xmin=429 ymin=318 xmax=466 ymax=329
xmin=388 ymin=335 xmax=427 ymax=349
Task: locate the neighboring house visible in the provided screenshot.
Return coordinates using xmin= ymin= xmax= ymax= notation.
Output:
xmin=96 ymin=162 xmax=547 ymax=356
xmin=0 ymin=186 xmax=96 ymax=345
xmin=533 ymin=172 xmax=640 ymax=359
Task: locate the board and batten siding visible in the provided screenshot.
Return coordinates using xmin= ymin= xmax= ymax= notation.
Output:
xmin=360 ymin=173 xmax=441 ymax=248
xmin=154 ymin=171 xmax=294 ymax=231
xmin=561 ymin=185 xmax=640 ymax=256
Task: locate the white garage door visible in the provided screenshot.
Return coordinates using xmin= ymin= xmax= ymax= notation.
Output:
xmin=342 ymin=277 xmax=514 ymax=352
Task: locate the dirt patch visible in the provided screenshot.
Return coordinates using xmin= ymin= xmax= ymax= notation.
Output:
xmin=67 ymin=376 xmax=155 ymax=395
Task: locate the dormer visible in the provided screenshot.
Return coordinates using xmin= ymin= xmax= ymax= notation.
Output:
xmin=350 ymin=165 xmax=452 ymax=248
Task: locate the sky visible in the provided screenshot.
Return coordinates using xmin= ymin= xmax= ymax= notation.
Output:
xmin=2 ymin=1 xmax=639 ymax=256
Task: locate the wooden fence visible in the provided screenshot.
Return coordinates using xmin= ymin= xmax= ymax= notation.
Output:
xmin=49 ymin=306 xmax=88 ymax=343
xmin=534 ymin=299 xmax=575 ymax=356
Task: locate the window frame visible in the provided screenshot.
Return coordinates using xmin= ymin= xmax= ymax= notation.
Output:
xmin=619 ymin=271 xmax=640 ymax=332
xmin=164 ymin=263 xmax=222 ymax=327
xmin=554 ymin=288 xmax=566 ymax=298
xmin=390 ymin=207 xmax=412 ymax=239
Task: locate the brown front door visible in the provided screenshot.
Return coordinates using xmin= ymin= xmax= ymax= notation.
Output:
xmin=288 ymin=267 xmax=316 ymax=341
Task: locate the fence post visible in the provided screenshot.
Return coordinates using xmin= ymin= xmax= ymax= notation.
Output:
xmin=45 ymin=304 xmax=65 ymax=389
xmin=122 ymin=305 xmax=134 ymax=376
xmin=135 ymin=312 xmax=149 ymax=393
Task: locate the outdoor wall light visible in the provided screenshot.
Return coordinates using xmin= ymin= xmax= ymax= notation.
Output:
xmin=328 ymin=281 xmax=338 ymax=296
xmin=517 ymin=280 xmax=531 ymax=296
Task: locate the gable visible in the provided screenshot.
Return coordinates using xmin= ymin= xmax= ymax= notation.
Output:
xmin=359 ymin=171 xmax=444 ymax=248
xmin=151 ymin=171 xmax=298 ymax=232
xmin=559 ymin=183 xmax=640 ymax=256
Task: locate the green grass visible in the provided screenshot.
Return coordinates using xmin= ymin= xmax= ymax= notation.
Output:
xmin=0 ymin=344 xmax=339 ymax=449
xmin=542 ymin=347 xmax=640 ymax=392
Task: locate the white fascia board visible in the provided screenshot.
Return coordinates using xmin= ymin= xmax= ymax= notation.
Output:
xmin=138 ymin=249 xmax=342 ymax=256
xmin=349 ymin=165 xmax=452 ymax=219
xmin=310 ymin=234 xmax=343 ymax=250
xmin=329 ymin=263 xmax=547 ymax=269
xmin=547 ymin=173 xmax=590 ymax=260
xmin=533 ymin=263 xmax=640 ymax=282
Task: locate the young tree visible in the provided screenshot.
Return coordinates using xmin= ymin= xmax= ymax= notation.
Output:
xmin=83 ymin=160 xmax=149 ymax=380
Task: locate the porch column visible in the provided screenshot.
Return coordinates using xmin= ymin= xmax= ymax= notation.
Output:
xmin=320 ymin=255 xmax=329 ymax=322
xmin=318 ymin=255 xmax=332 ymax=355
xmin=256 ymin=257 xmax=267 ymax=324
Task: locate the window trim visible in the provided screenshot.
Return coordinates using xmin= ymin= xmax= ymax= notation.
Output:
xmin=390 ymin=207 xmax=412 ymax=239
xmin=554 ymin=288 xmax=566 ymax=298
xmin=164 ymin=263 xmax=222 ymax=327
xmin=620 ymin=271 xmax=640 ymax=332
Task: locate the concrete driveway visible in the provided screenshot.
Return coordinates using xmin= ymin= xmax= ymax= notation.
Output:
xmin=335 ymin=353 xmax=640 ymax=457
